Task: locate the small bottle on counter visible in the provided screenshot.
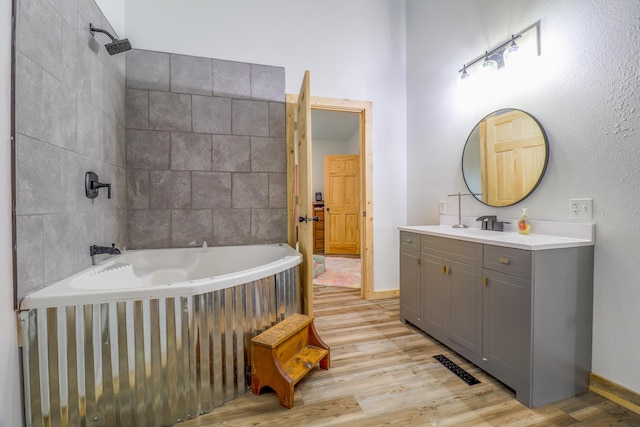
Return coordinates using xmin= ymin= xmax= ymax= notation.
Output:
xmin=518 ymin=208 xmax=531 ymax=235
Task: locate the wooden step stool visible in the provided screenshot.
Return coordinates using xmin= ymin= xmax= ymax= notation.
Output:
xmin=251 ymin=313 xmax=330 ymax=408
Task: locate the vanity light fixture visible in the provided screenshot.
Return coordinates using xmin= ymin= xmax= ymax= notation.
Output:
xmin=458 ymin=20 xmax=540 ymax=81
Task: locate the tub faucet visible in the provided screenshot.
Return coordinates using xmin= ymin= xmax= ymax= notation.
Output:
xmin=90 ymin=244 xmax=121 ymax=264
xmin=90 ymin=244 xmax=121 ymax=256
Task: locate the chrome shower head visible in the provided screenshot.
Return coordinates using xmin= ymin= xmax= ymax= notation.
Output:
xmin=89 ymin=23 xmax=131 ymax=55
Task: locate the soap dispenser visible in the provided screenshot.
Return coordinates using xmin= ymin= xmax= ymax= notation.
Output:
xmin=518 ymin=208 xmax=531 ymax=235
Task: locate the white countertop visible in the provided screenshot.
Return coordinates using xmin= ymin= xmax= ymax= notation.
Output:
xmin=399 ymin=219 xmax=595 ymax=250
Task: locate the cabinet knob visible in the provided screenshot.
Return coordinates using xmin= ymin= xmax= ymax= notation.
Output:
xmin=499 ymin=257 xmax=510 ymax=265
xmin=482 ymin=277 xmax=487 ymax=286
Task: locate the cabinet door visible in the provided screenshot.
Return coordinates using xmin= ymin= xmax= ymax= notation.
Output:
xmin=445 ymin=261 xmax=482 ymax=355
xmin=399 ymin=248 xmax=420 ymax=325
xmin=482 ymin=269 xmax=532 ymax=381
xmin=420 ymin=253 xmax=445 ymax=340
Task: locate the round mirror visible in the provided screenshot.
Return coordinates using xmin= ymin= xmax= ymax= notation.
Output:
xmin=462 ymin=109 xmax=549 ymax=207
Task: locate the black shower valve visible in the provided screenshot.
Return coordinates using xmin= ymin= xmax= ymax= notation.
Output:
xmin=85 ymin=171 xmax=111 ymax=199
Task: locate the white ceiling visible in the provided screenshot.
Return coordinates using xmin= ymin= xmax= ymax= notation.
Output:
xmin=311 ymin=109 xmax=359 ymax=142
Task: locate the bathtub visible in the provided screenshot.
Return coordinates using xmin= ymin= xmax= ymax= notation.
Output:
xmin=19 ymin=244 xmax=302 ymax=427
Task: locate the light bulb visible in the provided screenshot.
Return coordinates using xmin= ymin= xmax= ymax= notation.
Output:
xmin=503 ymin=35 xmax=523 ymax=67
xmin=503 ymin=42 xmax=520 ymax=66
xmin=481 ymin=55 xmax=498 ymax=73
xmin=460 ymin=66 xmax=470 ymax=81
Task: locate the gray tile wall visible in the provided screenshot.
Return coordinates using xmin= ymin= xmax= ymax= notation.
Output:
xmin=126 ymin=50 xmax=286 ymax=249
xmin=15 ymin=0 xmax=127 ymax=298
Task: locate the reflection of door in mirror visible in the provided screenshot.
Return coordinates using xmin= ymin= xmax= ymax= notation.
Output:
xmin=480 ymin=110 xmax=546 ymax=206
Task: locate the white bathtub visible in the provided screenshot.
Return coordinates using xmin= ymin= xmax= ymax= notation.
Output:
xmin=20 ymin=243 xmax=302 ymax=309
xmin=19 ymin=243 xmax=302 ymax=426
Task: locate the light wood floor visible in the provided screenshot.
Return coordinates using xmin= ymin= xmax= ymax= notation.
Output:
xmin=181 ymin=286 xmax=640 ymax=426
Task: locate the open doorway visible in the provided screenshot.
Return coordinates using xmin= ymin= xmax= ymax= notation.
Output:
xmin=310 ymin=110 xmax=361 ymax=289
xmin=286 ymin=90 xmax=373 ymax=310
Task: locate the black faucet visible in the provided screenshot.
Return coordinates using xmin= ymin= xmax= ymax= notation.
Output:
xmin=90 ymin=244 xmax=121 ymax=257
xmin=475 ymin=215 xmax=510 ymax=231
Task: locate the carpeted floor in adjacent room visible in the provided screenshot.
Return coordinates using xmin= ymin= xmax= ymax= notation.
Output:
xmin=313 ymin=256 xmax=361 ymax=289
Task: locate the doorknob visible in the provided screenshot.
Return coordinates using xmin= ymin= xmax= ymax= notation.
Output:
xmin=325 ymin=207 xmax=330 ymax=212
xmin=310 ymin=216 xmax=319 ymax=222
xmin=298 ymin=216 xmax=308 ymax=223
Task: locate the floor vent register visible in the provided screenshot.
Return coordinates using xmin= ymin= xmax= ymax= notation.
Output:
xmin=433 ymin=354 xmax=481 ymax=386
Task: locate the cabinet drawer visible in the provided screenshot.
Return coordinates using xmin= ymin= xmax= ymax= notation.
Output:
xmin=483 ymin=245 xmax=532 ymax=280
xmin=422 ymin=235 xmax=481 ymax=266
xmin=400 ymin=231 xmax=420 ymax=252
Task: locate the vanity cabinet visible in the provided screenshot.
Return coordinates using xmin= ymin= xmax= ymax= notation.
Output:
xmin=421 ymin=235 xmax=482 ymax=355
xmin=399 ymin=230 xmax=594 ymax=408
xmin=399 ymin=232 xmax=420 ymax=326
xmin=481 ymin=246 xmax=532 ymax=387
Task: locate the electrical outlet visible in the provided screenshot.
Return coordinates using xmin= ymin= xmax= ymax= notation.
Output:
xmin=570 ymin=198 xmax=593 ymax=220
xmin=439 ymin=200 xmax=446 ymax=215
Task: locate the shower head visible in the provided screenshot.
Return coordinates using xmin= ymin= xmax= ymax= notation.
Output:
xmin=89 ymin=23 xmax=131 ymax=55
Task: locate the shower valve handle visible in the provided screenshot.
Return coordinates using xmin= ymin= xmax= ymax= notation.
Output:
xmin=85 ymin=171 xmax=111 ymax=199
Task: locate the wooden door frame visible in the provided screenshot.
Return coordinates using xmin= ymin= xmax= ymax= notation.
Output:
xmin=286 ymin=95 xmax=374 ymax=300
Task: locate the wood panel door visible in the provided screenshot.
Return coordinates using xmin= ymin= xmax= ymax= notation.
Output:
xmin=324 ymin=155 xmax=360 ymax=255
xmin=481 ymin=110 xmax=546 ymax=206
xmin=296 ymin=71 xmax=314 ymax=315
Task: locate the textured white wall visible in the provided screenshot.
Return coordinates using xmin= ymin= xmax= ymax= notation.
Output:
xmin=0 ymin=0 xmax=22 ymax=424
xmin=125 ymin=0 xmax=408 ymax=291
xmin=406 ymin=0 xmax=640 ymax=394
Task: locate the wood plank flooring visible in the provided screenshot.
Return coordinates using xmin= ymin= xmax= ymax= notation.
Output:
xmin=180 ymin=286 xmax=640 ymax=426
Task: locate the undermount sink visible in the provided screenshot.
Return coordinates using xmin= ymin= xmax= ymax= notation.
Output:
xmin=462 ymin=228 xmax=492 ymax=235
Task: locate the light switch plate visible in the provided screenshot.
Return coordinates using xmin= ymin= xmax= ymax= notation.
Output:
xmin=570 ymin=198 xmax=593 ymax=220
xmin=439 ymin=200 xmax=446 ymax=215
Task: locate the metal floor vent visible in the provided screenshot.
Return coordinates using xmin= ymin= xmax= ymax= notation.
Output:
xmin=434 ymin=354 xmax=481 ymax=386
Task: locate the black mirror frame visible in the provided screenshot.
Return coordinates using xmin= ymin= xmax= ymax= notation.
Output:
xmin=461 ymin=108 xmax=549 ymax=207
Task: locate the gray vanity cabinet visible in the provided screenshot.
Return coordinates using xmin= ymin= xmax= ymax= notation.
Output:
xmin=399 ymin=230 xmax=594 ymax=408
xmin=481 ymin=245 xmax=533 ymax=388
xmin=447 ymin=259 xmax=482 ymax=356
xmin=419 ymin=251 xmax=445 ymax=340
xmin=412 ymin=234 xmax=482 ymax=354
xmin=399 ymin=232 xmax=420 ymax=326
xmin=481 ymin=263 xmax=533 ymax=402
xmin=420 ymin=235 xmax=483 ymax=354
